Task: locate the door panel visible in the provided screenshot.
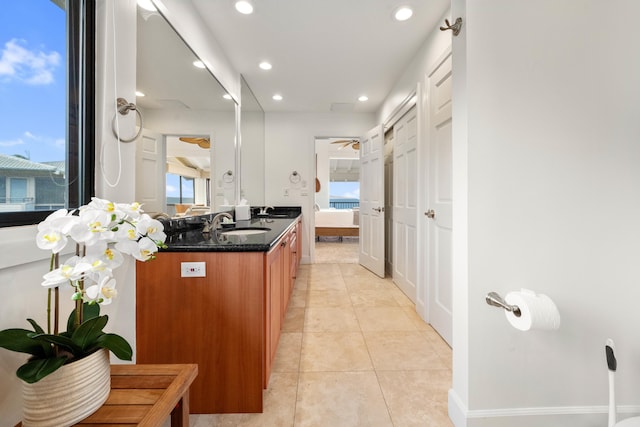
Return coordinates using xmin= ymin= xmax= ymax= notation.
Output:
xmin=426 ymin=51 xmax=453 ymax=345
xmin=359 ymin=125 xmax=385 ymax=277
xmin=392 ymin=107 xmax=418 ymax=302
xmin=136 ymin=130 xmax=164 ymax=213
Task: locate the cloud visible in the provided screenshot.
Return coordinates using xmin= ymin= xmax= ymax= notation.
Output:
xmin=342 ymin=188 xmax=360 ymax=198
xmin=0 ymin=138 xmax=24 ymax=147
xmin=166 ymin=185 xmax=177 ymax=194
xmin=0 ymin=39 xmax=61 ymax=85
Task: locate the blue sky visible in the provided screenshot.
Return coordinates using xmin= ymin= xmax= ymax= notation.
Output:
xmin=0 ymin=1 xmax=66 ymax=163
xmin=330 ymin=181 xmax=360 ymax=199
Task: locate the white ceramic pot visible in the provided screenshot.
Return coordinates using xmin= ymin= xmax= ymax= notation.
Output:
xmin=21 ymin=348 xmax=111 ymax=427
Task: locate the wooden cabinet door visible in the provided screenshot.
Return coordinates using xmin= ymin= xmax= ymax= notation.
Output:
xmin=265 ymin=241 xmax=283 ymax=386
xmin=136 ymin=251 xmax=264 ymax=413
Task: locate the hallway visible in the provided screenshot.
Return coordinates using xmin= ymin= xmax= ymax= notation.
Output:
xmin=191 ymin=263 xmax=453 ymax=426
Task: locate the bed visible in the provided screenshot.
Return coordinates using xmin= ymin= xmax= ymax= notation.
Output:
xmin=315 ymin=208 xmax=359 ymax=239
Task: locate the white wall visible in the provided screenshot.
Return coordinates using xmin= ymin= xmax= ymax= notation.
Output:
xmin=265 ymin=112 xmax=376 ymax=263
xmin=450 ymin=1 xmax=640 ymax=426
xmin=378 ymin=9 xmax=452 ymax=126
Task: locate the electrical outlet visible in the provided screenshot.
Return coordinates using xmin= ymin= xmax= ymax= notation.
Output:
xmin=181 ymin=262 xmax=206 ymax=277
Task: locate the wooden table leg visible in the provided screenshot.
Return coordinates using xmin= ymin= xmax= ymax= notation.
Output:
xmin=170 ymin=391 xmax=190 ymax=427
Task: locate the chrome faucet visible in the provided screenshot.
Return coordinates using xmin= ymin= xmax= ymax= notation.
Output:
xmin=204 ymin=212 xmax=234 ymax=232
xmin=258 ymin=206 xmax=274 ymax=216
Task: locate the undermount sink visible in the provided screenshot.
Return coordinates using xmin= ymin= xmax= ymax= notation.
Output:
xmin=220 ymin=227 xmax=270 ymax=236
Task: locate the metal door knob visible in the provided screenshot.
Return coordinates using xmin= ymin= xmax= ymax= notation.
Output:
xmin=425 ymin=209 xmax=435 ymax=219
xmin=373 ymin=207 xmax=385 ymax=213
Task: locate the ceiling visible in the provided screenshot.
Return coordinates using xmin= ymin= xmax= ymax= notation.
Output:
xmin=191 ymin=0 xmax=449 ymax=113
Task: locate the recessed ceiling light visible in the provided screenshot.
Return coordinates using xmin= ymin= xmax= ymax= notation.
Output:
xmin=135 ymin=91 xmax=145 ymax=97
xmin=259 ymin=61 xmax=272 ymax=70
xmin=235 ymin=1 xmax=253 ymax=14
xmin=223 ymin=94 xmax=232 ymax=100
xmin=137 ymin=0 xmax=156 ymax=11
xmin=193 ymin=60 xmax=206 ymax=69
xmin=358 ymin=95 xmax=369 ymax=102
xmin=272 ymin=94 xmax=283 ymax=101
xmin=394 ymin=6 xmax=413 ymax=21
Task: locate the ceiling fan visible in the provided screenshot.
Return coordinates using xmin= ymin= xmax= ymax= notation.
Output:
xmin=179 ymin=136 xmax=210 ymax=149
xmin=330 ymin=139 xmax=360 ymax=150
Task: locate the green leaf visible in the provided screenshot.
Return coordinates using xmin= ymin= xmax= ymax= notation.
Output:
xmin=31 ymin=333 xmax=82 ymax=355
xmin=26 ymin=318 xmax=45 ymax=334
xmin=95 ymin=333 xmax=133 ymax=360
xmin=71 ymin=315 xmax=108 ymax=351
xmin=0 ymin=329 xmax=48 ymax=357
xmin=17 ymin=357 xmax=67 ymax=384
xmin=66 ymin=303 xmax=101 ymax=334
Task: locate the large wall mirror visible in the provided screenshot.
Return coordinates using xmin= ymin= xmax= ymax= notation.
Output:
xmin=240 ymin=76 xmax=265 ymax=206
xmin=135 ymin=6 xmax=237 ymax=216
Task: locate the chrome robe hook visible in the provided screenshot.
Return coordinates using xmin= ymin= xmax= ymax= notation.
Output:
xmin=439 ymin=17 xmax=463 ymax=36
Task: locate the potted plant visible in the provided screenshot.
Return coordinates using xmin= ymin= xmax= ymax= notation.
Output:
xmin=0 ymin=197 xmax=166 ymax=426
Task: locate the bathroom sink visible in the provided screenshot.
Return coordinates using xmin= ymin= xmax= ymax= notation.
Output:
xmin=220 ymin=227 xmax=270 ymax=236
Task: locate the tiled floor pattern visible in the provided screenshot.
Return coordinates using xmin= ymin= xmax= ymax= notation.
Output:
xmin=190 ymin=263 xmax=453 ymax=426
xmin=314 ymin=237 xmax=359 ymax=264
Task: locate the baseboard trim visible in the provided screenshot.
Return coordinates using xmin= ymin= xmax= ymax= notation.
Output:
xmin=448 ymin=388 xmax=640 ymax=425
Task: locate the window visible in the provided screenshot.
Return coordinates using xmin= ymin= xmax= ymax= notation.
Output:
xmin=329 ymin=181 xmax=360 ymax=209
xmin=0 ymin=0 xmax=95 ymax=227
xmin=166 ymin=173 xmax=195 ymax=205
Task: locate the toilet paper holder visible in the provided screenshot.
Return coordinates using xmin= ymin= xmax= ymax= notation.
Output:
xmin=486 ymin=292 xmax=522 ymax=317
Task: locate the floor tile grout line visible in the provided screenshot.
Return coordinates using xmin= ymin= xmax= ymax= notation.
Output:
xmin=340 ymin=263 xmax=398 ymax=426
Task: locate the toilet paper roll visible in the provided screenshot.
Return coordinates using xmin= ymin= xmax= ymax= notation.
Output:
xmin=504 ymin=289 xmax=560 ymax=331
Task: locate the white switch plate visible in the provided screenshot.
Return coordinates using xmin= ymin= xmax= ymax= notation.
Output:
xmin=181 ymin=262 xmax=206 ymax=277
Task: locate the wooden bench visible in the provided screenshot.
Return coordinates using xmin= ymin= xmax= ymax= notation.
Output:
xmin=16 ymin=364 xmax=198 ymax=427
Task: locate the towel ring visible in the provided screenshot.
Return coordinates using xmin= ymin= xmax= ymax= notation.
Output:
xmin=222 ymin=170 xmax=234 ymax=183
xmin=112 ymin=97 xmax=144 ymax=143
xmin=289 ymin=171 xmax=301 ymax=184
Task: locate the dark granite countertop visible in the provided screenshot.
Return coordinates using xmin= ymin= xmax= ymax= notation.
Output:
xmin=159 ymin=206 xmax=301 ymax=252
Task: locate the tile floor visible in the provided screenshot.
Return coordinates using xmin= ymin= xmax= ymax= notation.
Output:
xmin=190 ymin=261 xmax=453 ymax=426
xmin=314 ymin=237 xmax=359 ymax=264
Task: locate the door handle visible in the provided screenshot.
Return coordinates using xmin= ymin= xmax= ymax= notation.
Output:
xmin=373 ymin=207 xmax=385 ymax=213
xmin=425 ymin=209 xmax=436 ymax=219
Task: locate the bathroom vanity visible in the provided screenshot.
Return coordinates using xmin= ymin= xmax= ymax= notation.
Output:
xmin=135 ymin=208 xmax=302 ymax=414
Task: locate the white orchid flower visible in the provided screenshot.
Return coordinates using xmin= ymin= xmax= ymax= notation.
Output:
xmin=85 ymin=242 xmax=124 ymax=270
xmin=116 ymin=236 xmax=158 ymax=261
xmin=69 ymin=209 xmax=115 ymax=245
xmin=42 ymin=257 xmax=92 ymax=288
xmin=37 ymin=209 xmax=69 ymax=232
xmin=36 ymin=228 xmax=68 ymax=254
xmin=116 ymin=202 xmax=143 ymax=220
xmin=35 ymin=210 xmax=81 ymax=253
xmin=85 ymin=275 xmax=118 ymax=305
xmin=85 ymin=197 xmax=117 ymax=214
xmin=136 ymin=215 xmax=166 ymax=242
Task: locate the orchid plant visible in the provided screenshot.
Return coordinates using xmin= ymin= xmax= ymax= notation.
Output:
xmin=0 ymin=198 xmax=167 ymax=383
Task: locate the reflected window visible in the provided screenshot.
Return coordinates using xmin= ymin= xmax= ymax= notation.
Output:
xmin=166 ymin=173 xmax=195 ymax=205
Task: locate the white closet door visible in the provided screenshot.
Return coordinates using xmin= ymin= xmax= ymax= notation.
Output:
xmin=392 ymin=107 xmax=418 ymax=302
xmin=359 ymin=125 xmax=385 ymax=277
